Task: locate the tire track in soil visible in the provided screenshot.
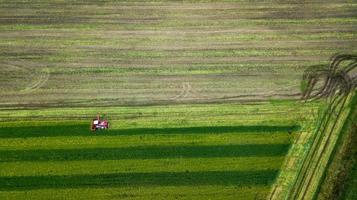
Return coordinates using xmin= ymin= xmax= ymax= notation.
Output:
xmin=2 ymin=62 xmax=50 ymax=94
xmin=288 ymin=94 xmax=349 ymax=200
xmin=293 ymin=95 xmax=349 ymax=199
xmin=289 ymin=54 xmax=357 ymax=199
xmin=20 ymin=67 xmax=50 ymax=94
xmin=170 ymin=81 xmax=230 ymax=102
xmin=169 ymin=81 xmax=301 ymax=103
xmin=170 ymin=82 xmax=190 ymax=100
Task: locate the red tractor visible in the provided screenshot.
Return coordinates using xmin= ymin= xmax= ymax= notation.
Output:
xmin=91 ymin=114 xmax=109 ymax=131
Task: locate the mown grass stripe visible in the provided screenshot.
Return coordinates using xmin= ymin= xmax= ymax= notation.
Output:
xmin=0 ymin=157 xmax=284 ymax=176
xmin=0 ymin=133 xmax=293 ymax=151
xmin=0 ymin=100 xmax=319 ymax=120
xmin=0 ymin=144 xmax=290 ymax=162
xmin=0 ymin=170 xmax=278 ymax=190
xmin=0 ymin=125 xmax=300 ymax=138
xmin=0 ymin=185 xmax=271 ymax=200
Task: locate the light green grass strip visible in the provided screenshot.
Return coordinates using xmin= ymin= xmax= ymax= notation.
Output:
xmin=0 ymin=156 xmax=284 ymax=176
xmin=0 ymin=185 xmax=270 ymax=200
xmin=0 ymin=133 xmax=292 ymax=150
xmin=0 ymin=101 xmax=319 ymax=117
xmin=0 ymin=101 xmax=320 ymax=127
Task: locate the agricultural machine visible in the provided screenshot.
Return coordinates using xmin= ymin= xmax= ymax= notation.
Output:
xmin=91 ymin=114 xmax=109 ymax=131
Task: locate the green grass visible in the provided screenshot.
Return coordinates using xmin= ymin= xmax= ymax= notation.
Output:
xmin=0 ymin=186 xmax=272 ymax=200
xmin=0 ymin=124 xmax=300 ymax=138
xmin=0 ymin=170 xmax=279 ymax=190
xmin=0 ymin=144 xmax=291 ymax=162
xmin=0 ymin=157 xmax=284 ymax=176
xmin=0 ymin=101 xmax=321 ymax=199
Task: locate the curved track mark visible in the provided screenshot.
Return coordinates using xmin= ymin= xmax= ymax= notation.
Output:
xmin=20 ymin=67 xmax=50 ymax=94
xmin=170 ymin=82 xmax=191 ymax=100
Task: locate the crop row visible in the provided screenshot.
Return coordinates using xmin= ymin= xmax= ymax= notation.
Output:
xmin=0 ymin=170 xmax=279 ymax=191
xmin=0 ymin=144 xmax=290 ymax=162
xmin=0 ymin=124 xmax=299 ymax=138
xmin=0 ymin=157 xmax=284 ymax=176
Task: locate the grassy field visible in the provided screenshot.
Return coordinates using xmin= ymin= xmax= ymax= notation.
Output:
xmin=0 ymin=101 xmax=320 ymax=199
xmin=1 ymin=0 xmax=356 ymax=107
xmin=0 ymin=0 xmax=356 ymax=199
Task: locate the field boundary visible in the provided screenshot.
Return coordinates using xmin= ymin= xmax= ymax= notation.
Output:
xmin=268 ymin=91 xmax=356 ymax=200
xmin=287 ymin=91 xmax=355 ymax=199
xmin=314 ymin=90 xmax=357 ymax=199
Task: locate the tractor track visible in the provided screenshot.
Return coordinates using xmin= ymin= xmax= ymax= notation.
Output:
xmin=170 ymin=82 xmax=212 ymax=101
xmin=302 ymin=54 xmax=357 ymax=101
xmin=2 ymin=61 xmax=50 ymax=94
xmin=288 ymin=94 xmax=348 ymax=199
xmin=287 ymin=54 xmax=357 ymax=200
xmin=169 ymin=80 xmax=301 ymax=102
xmin=300 ymin=95 xmax=348 ymax=199
xmin=170 ymin=82 xmax=191 ymax=100
xmin=269 ymin=54 xmax=357 ymax=200
xmin=20 ymin=67 xmax=50 ymax=94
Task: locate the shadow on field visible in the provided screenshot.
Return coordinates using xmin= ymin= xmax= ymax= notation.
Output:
xmin=0 ymin=170 xmax=278 ymax=191
xmin=0 ymin=124 xmax=301 ymax=138
xmin=0 ymin=144 xmax=290 ymax=162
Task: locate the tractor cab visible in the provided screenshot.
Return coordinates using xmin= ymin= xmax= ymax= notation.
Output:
xmin=91 ymin=114 xmax=109 ymax=131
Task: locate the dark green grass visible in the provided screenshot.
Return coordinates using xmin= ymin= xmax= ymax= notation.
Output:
xmin=0 ymin=170 xmax=278 ymax=191
xmin=0 ymin=144 xmax=290 ymax=162
xmin=0 ymin=124 xmax=301 ymax=138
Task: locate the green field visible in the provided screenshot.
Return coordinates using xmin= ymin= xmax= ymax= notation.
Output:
xmin=0 ymin=0 xmax=356 ymax=199
xmin=0 ymin=101 xmax=321 ymax=199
